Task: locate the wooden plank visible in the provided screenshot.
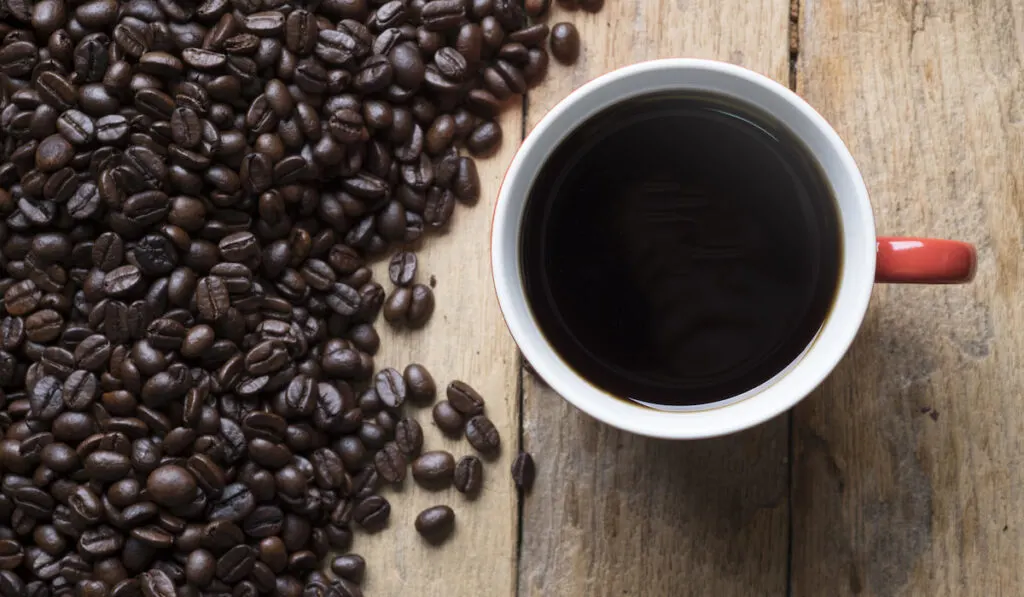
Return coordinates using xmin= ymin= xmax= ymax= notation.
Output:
xmin=518 ymin=2 xmax=793 ymax=596
xmin=353 ymin=111 xmax=522 ymax=593
xmin=792 ymin=1 xmax=1024 ymax=595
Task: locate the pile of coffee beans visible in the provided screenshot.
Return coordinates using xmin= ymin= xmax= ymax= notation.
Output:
xmin=0 ymin=0 xmax=585 ymax=590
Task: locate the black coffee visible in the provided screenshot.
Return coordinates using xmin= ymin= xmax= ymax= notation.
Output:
xmin=520 ymin=92 xmax=842 ymax=407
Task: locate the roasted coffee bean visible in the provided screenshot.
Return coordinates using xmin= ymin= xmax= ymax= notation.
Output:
xmin=549 ymin=22 xmax=581 ymax=64
xmin=465 ymin=415 xmax=501 ymax=454
xmin=466 ymin=120 xmax=503 ymax=156
xmin=146 ymin=465 xmax=198 ymax=508
xmin=84 ymin=450 xmax=132 ymax=481
xmin=446 ymin=380 xmax=485 ymax=415
xmin=139 ymin=570 xmax=175 ymax=597
xmin=285 ymin=10 xmax=317 ymax=55
xmin=208 ymin=483 xmax=255 ymax=522
xmin=406 ymin=283 xmax=435 ymax=328
xmin=454 ymin=455 xmax=483 ymax=495
xmin=393 ymin=418 xmax=423 ymax=457
xmin=411 ymin=450 xmax=454 ymax=487
xmin=421 ymin=0 xmax=465 ymax=31
xmin=374 ymin=367 xmax=406 ymax=408
xmin=453 ymin=157 xmax=481 ymax=203
xmin=373 ymin=442 xmax=406 ymax=483
xmin=387 ymin=251 xmax=417 ymax=286
xmin=326 ymin=283 xmax=361 ymax=316
xmin=402 ymin=363 xmax=436 ymax=403
xmin=185 ymin=550 xmax=216 ymax=588
xmin=415 ymin=505 xmax=455 ymax=543
xmin=434 ymin=47 xmax=468 ymax=81
xmin=330 ymin=555 xmax=365 ymax=583
xmin=511 ymin=451 xmax=535 ymax=491
xmin=431 ymin=400 xmax=464 ymax=435
xmin=352 ymin=495 xmax=389 ymax=532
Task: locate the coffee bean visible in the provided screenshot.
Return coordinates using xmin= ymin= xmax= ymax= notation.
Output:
xmin=432 ymin=400 xmax=464 ymax=435
xmin=352 ymin=495 xmax=389 ymax=532
xmin=549 ymin=22 xmax=581 ymax=64
xmin=508 ymin=23 xmax=549 ymax=46
xmin=326 ymin=282 xmax=361 ymax=316
xmin=186 ymin=454 xmax=226 ymax=497
xmin=0 ymin=41 xmax=37 ymax=77
xmin=452 ymin=157 xmax=481 ymax=203
xmin=139 ymin=570 xmax=175 ymax=597
xmin=411 ymin=450 xmax=455 ymax=487
xmin=195 ymin=276 xmax=230 ymax=321
xmin=454 ymin=455 xmax=483 ymax=495
xmin=216 ymin=544 xmax=255 ymax=583
xmin=465 ymin=415 xmax=501 ymax=454
xmin=373 ymin=442 xmax=407 ymax=483
xmin=79 ymin=527 xmax=125 ymax=559
xmin=421 ymin=0 xmax=465 ymax=31
xmin=403 ymin=363 xmax=436 ymax=403
xmin=466 ymin=120 xmax=503 ymax=156
xmin=55 ymin=110 xmax=96 ymax=146
xmin=393 ymin=418 xmax=423 ymax=458
xmin=36 ymin=134 xmax=74 ymax=173
xmin=185 ymin=549 xmax=216 ymax=588
xmin=208 ymin=483 xmax=255 ymax=522
xmin=510 ymin=451 xmax=537 ymax=493
xmin=374 ymin=367 xmax=406 ymax=408
xmin=330 ymin=555 xmax=365 ymax=583
xmin=407 ymin=283 xmax=435 ymax=328
xmin=446 ymin=380 xmax=485 ymax=415
xmin=84 ymin=450 xmax=132 ymax=481
xmin=414 ymin=505 xmax=454 ymax=543
xmin=146 ymin=465 xmax=198 ymax=508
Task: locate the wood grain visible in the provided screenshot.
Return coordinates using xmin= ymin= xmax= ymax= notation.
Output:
xmin=792 ymin=0 xmax=1024 ymax=595
xmin=518 ymin=2 xmax=792 ymax=596
xmin=353 ymin=109 xmax=522 ymax=594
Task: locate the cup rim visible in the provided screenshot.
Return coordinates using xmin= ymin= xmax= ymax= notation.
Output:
xmin=491 ymin=58 xmax=876 ymax=439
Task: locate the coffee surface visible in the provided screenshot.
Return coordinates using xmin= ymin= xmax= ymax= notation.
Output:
xmin=521 ymin=92 xmax=842 ymax=406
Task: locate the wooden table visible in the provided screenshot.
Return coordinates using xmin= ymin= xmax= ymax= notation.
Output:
xmin=356 ymin=0 xmax=1022 ymax=594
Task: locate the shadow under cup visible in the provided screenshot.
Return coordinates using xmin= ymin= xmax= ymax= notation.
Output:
xmin=517 ymin=89 xmax=844 ymax=410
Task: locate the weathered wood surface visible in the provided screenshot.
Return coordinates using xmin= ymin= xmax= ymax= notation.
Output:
xmin=517 ymin=1 xmax=793 ymax=596
xmin=353 ymin=0 xmax=1022 ymax=594
xmin=792 ymin=0 xmax=1023 ymax=596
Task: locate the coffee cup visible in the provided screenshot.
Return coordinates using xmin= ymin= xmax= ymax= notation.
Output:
xmin=490 ymin=59 xmax=975 ymax=439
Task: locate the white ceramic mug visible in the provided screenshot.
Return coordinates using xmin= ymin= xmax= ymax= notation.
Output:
xmin=490 ymin=59 xmax=976 ymax=439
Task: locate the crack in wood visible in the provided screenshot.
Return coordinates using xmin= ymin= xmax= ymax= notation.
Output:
xmin=789 ymin=0 xmax=800 ymax=90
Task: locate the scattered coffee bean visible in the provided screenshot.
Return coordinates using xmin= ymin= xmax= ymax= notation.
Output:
xmin=414 ymin=505 xmax=455 ymax=544
xmin=465 ymin=415 xmax=502 ymax=454
xmin=432 ymin=400 xmax=465 ymax=435
xmin=511 ymin=451 xmax=536 ymax=492
xmin=411 ymin=450 xmax=456 ymax=487
xmin=447 ymin=380 xmax=486 ymax=415
xmin=330 ymin=554 xmax=366 ymax=583
xmin=373 ymin=442 xmax=408 ymax=483
xmin=404 ymin=364 xmax=437 ymax=403
xmin=394 ymin=418 xmax=424 ymax=457
xmin=388 ymin=251 xmax=418 ymax=286
xmin=454 ymin=455 xmax=484 ymax=496
xmin=550 ymin=22 xmax=581 ymax=64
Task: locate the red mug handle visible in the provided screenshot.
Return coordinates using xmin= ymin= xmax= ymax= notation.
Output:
xmin=876 ymin=237 xmax=977 ymax=283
